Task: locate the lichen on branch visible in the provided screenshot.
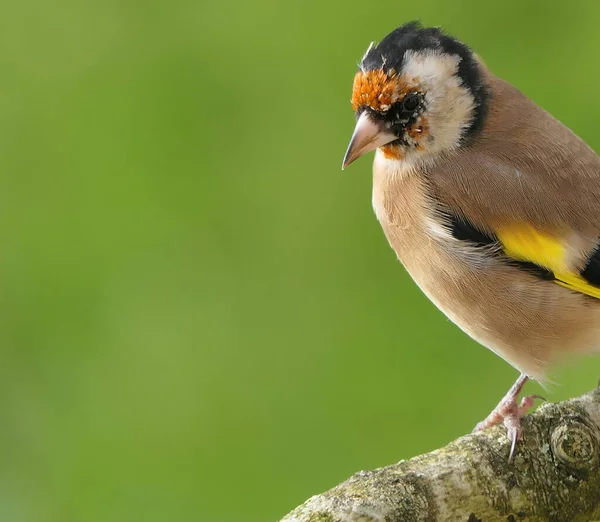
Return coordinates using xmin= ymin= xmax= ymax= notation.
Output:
xmin=279 ymin=387 xmax=600 ymax=522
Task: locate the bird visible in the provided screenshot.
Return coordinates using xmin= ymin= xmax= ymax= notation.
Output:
xmin=342 ymin=21 xmax=600 ymax=459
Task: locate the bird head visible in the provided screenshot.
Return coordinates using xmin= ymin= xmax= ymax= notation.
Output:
xmin=342 ymin=22 xmax=489 ymax=169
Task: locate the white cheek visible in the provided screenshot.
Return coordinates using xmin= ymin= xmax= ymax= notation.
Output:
xmin=401 ymin=50 xmax=476 ymax=155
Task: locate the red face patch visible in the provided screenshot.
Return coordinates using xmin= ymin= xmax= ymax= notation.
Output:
xmin=351 ymin=69 xmax=430 ymax=155
xmin=351 ymin=69 xmax=398 ymax=112
xmin=351 ymin=69 xmax=418 ymax=113
xmin=380 ymin=144 xmax=405 ymax=160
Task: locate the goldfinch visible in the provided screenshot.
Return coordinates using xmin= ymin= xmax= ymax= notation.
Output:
xmin=342 ymin=21 xmax=600 ymax=458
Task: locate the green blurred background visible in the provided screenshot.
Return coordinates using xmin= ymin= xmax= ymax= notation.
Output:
xmin=1 ymin=1 xmax=600 ymax=520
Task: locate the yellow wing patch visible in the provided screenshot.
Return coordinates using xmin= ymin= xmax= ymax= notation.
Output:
xmin=555 ymin=275 xmax=600 ymax=299
xmin=496 ymin=224 xmax=600 ymax=299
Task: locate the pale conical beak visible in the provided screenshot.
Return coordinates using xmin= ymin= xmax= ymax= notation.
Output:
xmin=341 ymin=112 xmax=398 ymax=169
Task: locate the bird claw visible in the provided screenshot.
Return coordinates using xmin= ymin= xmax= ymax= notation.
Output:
xmin=518 ymin=394 xmax=545 ymax=416
xmin=502 ymin=406 xmax=522 ymax=462
xmin=508 ymin=425 xmax=519 ymax=462
xmin=474 ymin=390 xmax=544 ymax=461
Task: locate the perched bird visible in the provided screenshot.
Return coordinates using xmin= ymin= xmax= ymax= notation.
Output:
xmin=342 ymin=21 xmax=600 ymax=458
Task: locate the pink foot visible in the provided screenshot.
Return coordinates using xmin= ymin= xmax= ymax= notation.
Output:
xmin=472 ymin=374 xmax=544 ymax=460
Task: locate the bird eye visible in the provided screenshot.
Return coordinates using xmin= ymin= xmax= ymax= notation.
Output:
xmin=401 ymin=93 xmax=419 ymax=112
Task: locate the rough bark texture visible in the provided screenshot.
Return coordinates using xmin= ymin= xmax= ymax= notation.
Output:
xmin=279 ymin=387 xmax=600 ymax=522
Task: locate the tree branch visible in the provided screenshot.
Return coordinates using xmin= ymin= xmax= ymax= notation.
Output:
xmin=279 ymin=387 xmax=600 ymax=522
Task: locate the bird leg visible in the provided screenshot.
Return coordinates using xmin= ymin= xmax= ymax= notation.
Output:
xmin=472 ymin=374 xmax=544 ymax=460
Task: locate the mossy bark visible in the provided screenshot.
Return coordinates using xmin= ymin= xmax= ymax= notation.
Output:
xmin=280 ymin=387 xmax=600 ymax=522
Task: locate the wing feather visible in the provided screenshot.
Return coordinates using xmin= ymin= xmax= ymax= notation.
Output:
xmin=447 ymin=215 xmax=600 ymax=299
